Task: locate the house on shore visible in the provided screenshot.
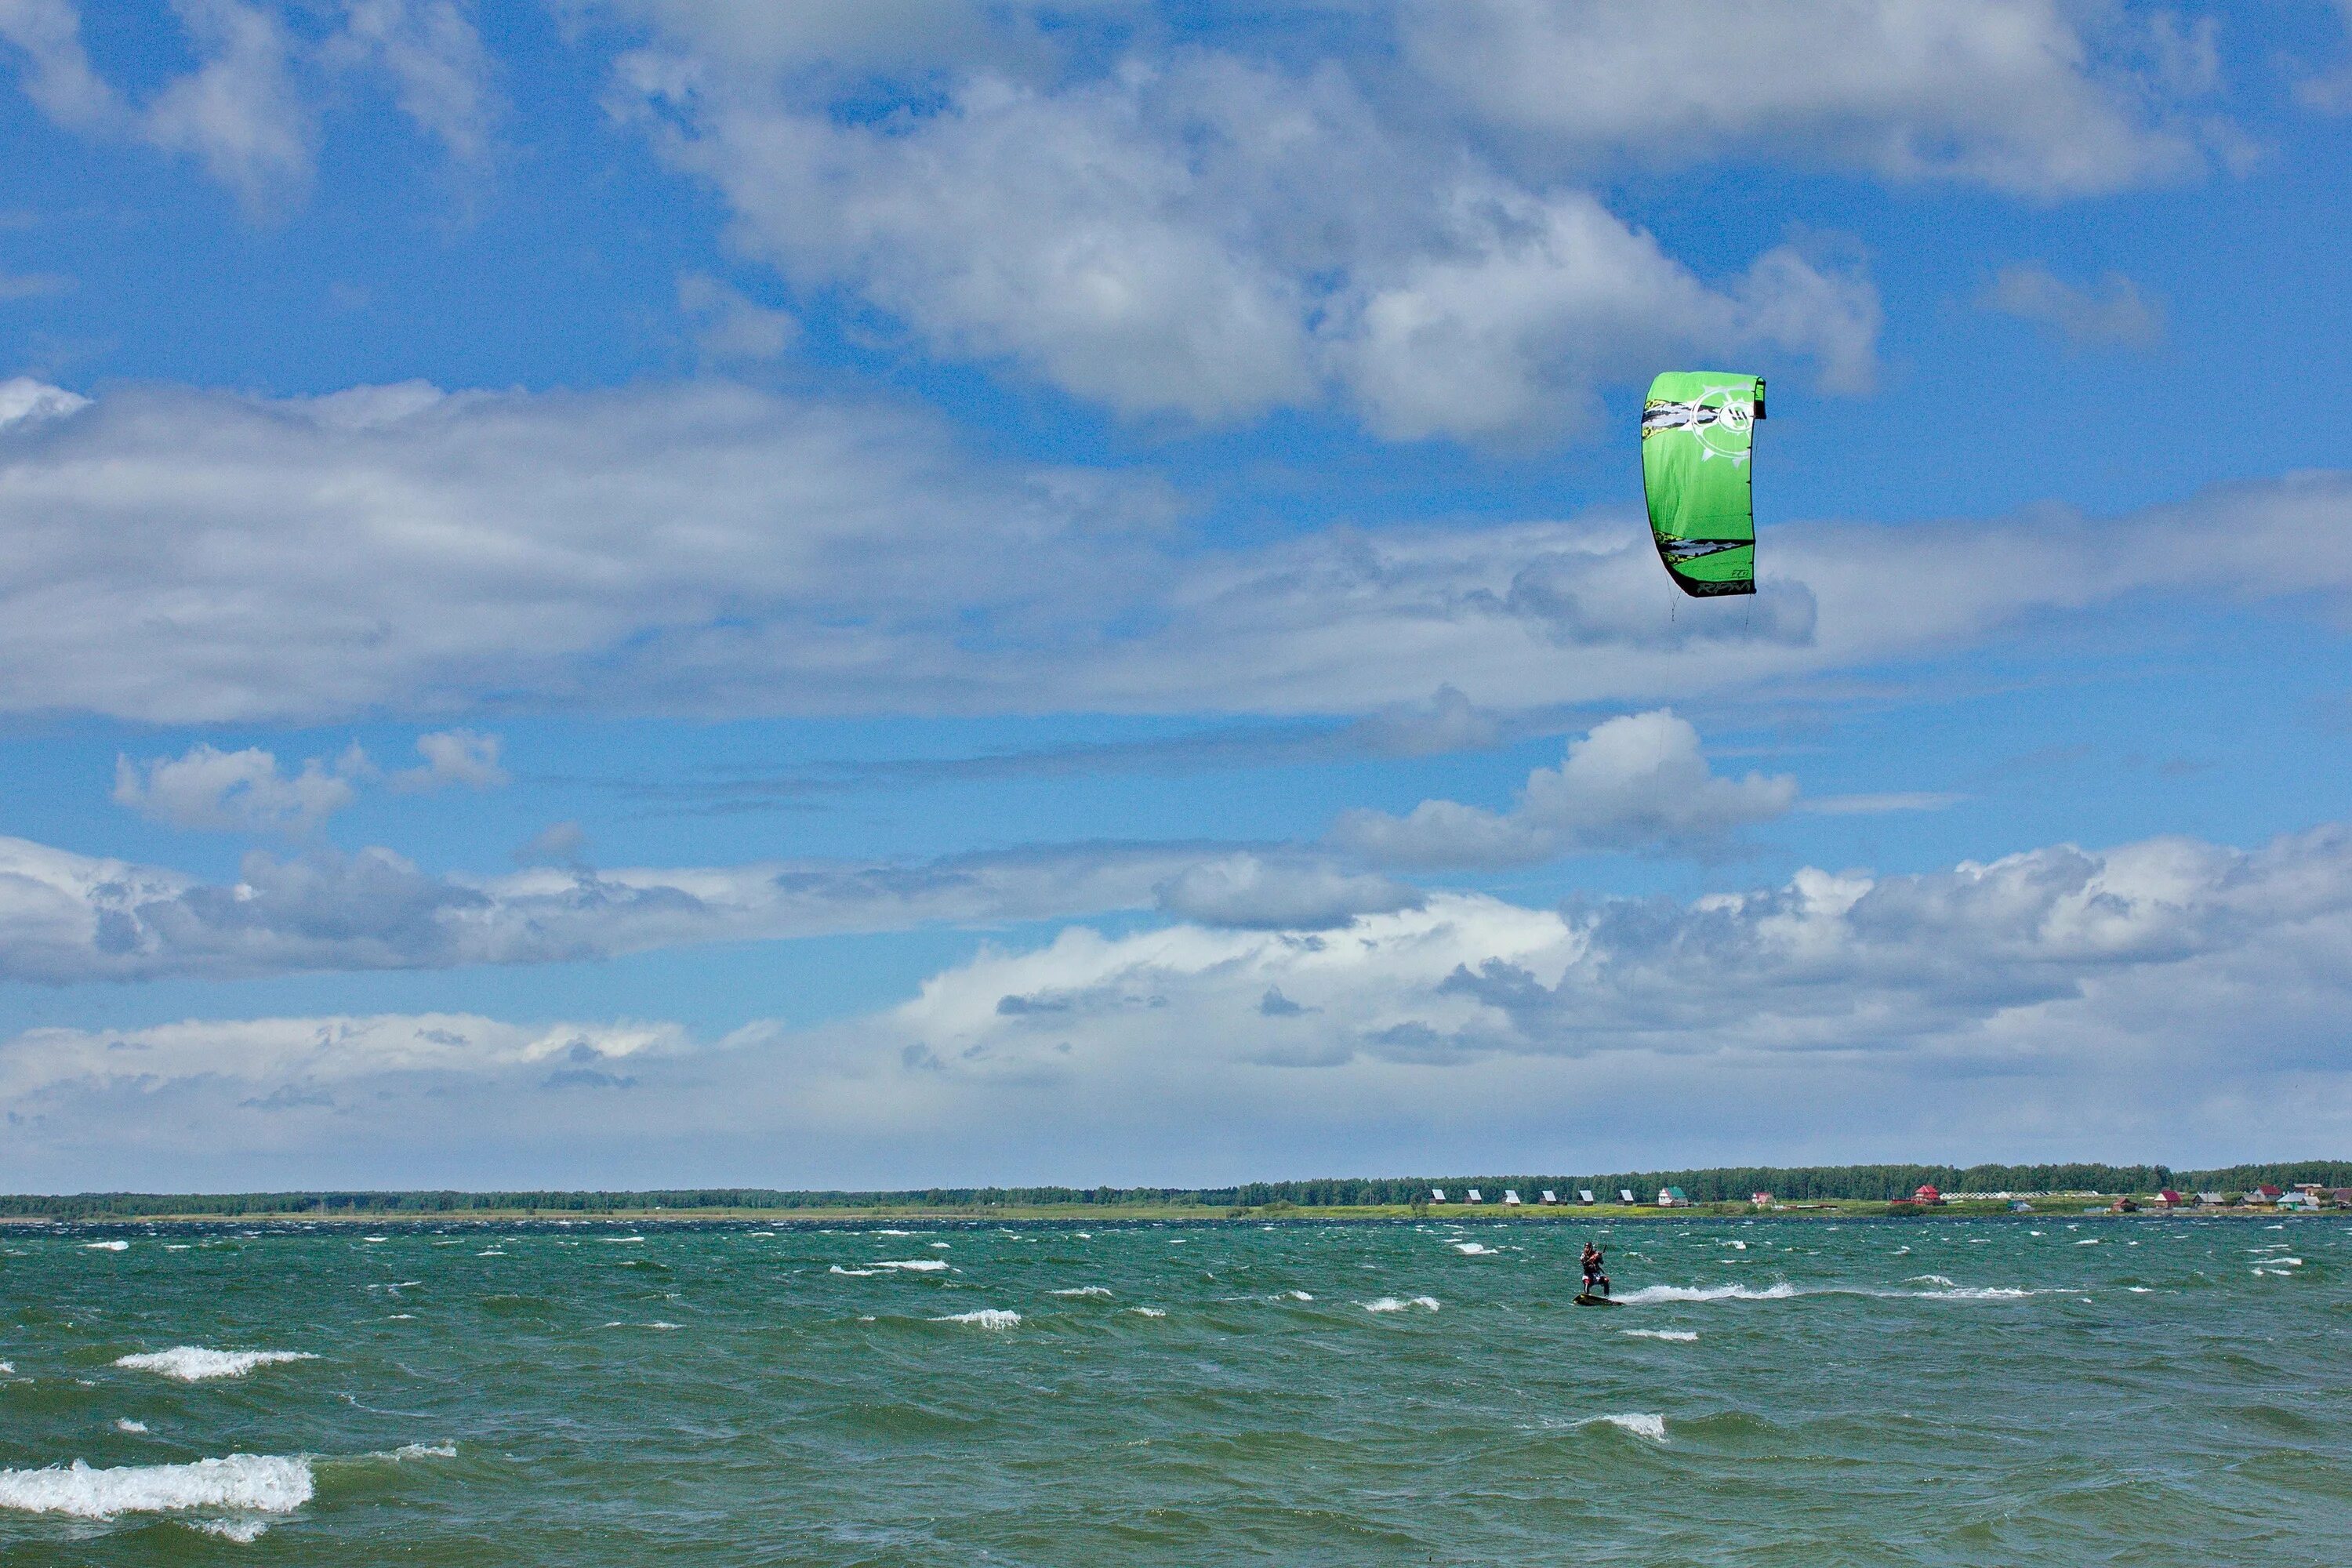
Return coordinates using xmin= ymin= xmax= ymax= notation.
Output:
xmin=1912 ymin=1184 xmax=1944 ymax=1206
xmin=1656 ymin=1186 xmax=1690 ymax=1207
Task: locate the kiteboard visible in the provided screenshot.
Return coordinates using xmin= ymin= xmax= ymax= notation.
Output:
xmin=1573 ymin=1292 xmax=1620 ymax=1308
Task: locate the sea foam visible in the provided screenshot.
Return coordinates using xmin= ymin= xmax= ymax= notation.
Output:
xmin=0 ymin=1454 xmax=313 ymax=1520
xmin=1586 ymin=1413 xmax=1668 ymax=1443
xmin=1362 ymin=1296 xmax=1441 ymax=1313
xmin=83 ymin=1240 xmax=129 ymax=1251
xmin=1615 ymin=1282 xmax=1798 ymax=1305
xmin=873 ymin=1259 xmax=950 ymax=1272
xmin=1050 ymin=1287 xmax=1113 ymax=1298
xmin=114 ymin=1348 xmax=318 ymax=1382
xmin=932 ymin=1309 xmax=1021 ymax=1328
xmin=1620 ymin=1328 xmax=1698 ymax=1341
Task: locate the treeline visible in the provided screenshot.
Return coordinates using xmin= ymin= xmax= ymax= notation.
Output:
xmin=2 ymin=1161 xmax=2345 ymax=1221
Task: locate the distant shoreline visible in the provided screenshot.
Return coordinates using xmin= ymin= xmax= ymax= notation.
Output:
xmin=0 ymin=1199 xmax=2333 ymax=1226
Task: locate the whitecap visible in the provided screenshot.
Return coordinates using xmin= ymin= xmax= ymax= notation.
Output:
xmin=929 ymin=1242 xmax=950 ymax=1249
xmin=2128 ymin=1287 xmax=2153 ymax=1294
xmin=363 ymin=1236 xmax=388 ymax=1243
xmin=875 ymin=1229 xmax=915 ymax=1236
xmin=1620 ymin=1329 xmax=1698 ymax=1341
xmin=114 ymin=1348 xmax=318 ymax=1382
xmin=114 ymin=1420 xmax=147 ymax=1433
xmin=873 ymin=1259 xmax=949 ymax=1272
xmin=387 ymin=1314 xmax=415 ymax=1320
xmin=1904 ymin=1275 xmax=1958 ymax=1288
xmin=0 ymin=1454 xmax=312 ymax=1520
xmin=0 ymin=1362 xmax=13 ymax=1375
xmin=931 ymin=1309 xmax=1020 ymax=1328
xmin=475 ymin=1250 xmax=504 ymax=1258
xmin=1129 ymin=1307 xmax=1167 ymax=1318
xmin=164 ymin=1245 xmax=191 ymax=1251
xmin=1050 ymin=1287 xmax=1113 ymax=1298
xmin=1584 ymin=1413 xmax=1668 ymax=1443
xmin=1281 ymin=1290 xmax=1313 ymax=1301
xmin=1450 ymin=1241 xmax=1497 ymax=1255
xmin=602 ymin=1236 xmax=645 ymax=1244
xmin=2074 ymin=1240 xmax=2100 ymax=1246
xmin=1362 ymin=1296 xmax=1441 ymax=1313
xmin=83 ymin=1240 xmax=129 ymax=1252
xmin=1725 ymin=1240 xmax=1747 ymax=1250
xmin=1615 ymin=1282 xmax=1797 ymax=1305
xmin=747 ymin=1232 xmax=775 ymax=1238
xmin=377 ymin=1442 xmax=456 ymax=1461
xmin=829 ymin=1266 xmax=877 ymax=1276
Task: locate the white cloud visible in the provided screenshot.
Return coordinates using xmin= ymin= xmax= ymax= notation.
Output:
xmin=1979 ymin=263 xmax=2163 ymax=349
xmin=1153 ymin=852 xmax=1423 ymax=930
xmin=1337 ymin=188 xmax=1878 ymax=440
xmin=1333 ymin=710 xmax=1795 ymax=868
xmin=1399 ymin=0 xmax=2205 ymax=196
xmin=330 ymin=0 xmax=497 ymax=164
xmin=140 ymin=0 xmax=316 ymax=209
xmin=390 ymin=728 xmax=506 ymax=792
xmin=677 ymin=272 xmax=799 ymax=361
xmin=0 ymin=832 xmax=1221 ymax=982
xmin=112 ymin=742 xmax=366 ymax=835
xmin=5 ymin=377 xmax=2352 ymax=724
xmin=607 ymin=19 xmax=1878 ymax=435
xmin=11 ymin=822 xmax=2352 ymax=1186
xmin=0 ymin=0 xmax=496 ymax=207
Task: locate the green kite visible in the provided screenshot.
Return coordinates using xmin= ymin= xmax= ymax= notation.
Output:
xmin=1641 ymin=371 xmax=1764 ymax=597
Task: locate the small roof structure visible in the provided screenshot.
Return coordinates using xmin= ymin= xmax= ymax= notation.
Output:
xmin=1467 ymin=1188 xmax=1483 ymax=1203
xmin=1429 ymin=1188 xmax=1446 ymax=1202
xmin=1503 ymin=1189 xmax=1522 ymax=1206
xmin=1619 ymin=1189 xmax=1636 ymax=1204
xmin=1540 ymin=1189 xmax=1558 ymax=1203
xmin=1577 ymin=1189 xmax=1596 ymax=1203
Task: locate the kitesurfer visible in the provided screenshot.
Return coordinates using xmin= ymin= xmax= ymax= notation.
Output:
xmin=1580 ymin=1242 xmax=1610 ymax=1298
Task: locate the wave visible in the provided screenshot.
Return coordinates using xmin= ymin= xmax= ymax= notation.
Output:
xmin=0 ymin=1454 xmax=312 ymax=1520
xmin=1049 ymin=1287 xmax=1112 ymax=1298
xmin=1904 ymin=1275 xmax=1958 ymax=1287
xmin=114 ymin=1348 xmax=318 ymax=1382
xmin=875 ymin=1229 xmax=916 ymax=1236
xmin=1362 ymin=1296 xmax=1440 ymax=1313
xmin=873 ymin=1259 xmax=950 ymax=1272
xmin=1620 ymin=1328 xmax=1698 ymax=1341
xmin=1615 ymin=1283 xmax=1798 ymax=1305
xmin=1129 ymin=1307 xmax=1167 ymax=1318
xmin=194 ymin=1516 xmax=271 ymax=1541
xmin=1450 ymin=1242 xmax=1497 ymax=1255
xmin=931 ymin=1309 xmax=1021 ymax=1328
xmin=1584 ymin=1413 xmax=1668 ymax=1443
xmin=829 ymin=1266 xmax=876 ymax=1276
xmin=83 ymin=1240 xmax=129 ymax=1251
xmin=1280 ymin=1290 xmax=1313 ymax=1301
xmin=114 ymin=1420 xmax=147 ymax=1433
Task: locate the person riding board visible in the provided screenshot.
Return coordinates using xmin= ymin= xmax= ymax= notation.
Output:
xmin=1580 ymin=1242 xmax=1610 ymax=1298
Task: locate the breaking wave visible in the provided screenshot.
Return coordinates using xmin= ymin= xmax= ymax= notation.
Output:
xmin=873 ymin=1259 xmax=950 ymax=1272
xmin=931 ymin=1309 xmax=1021 ymax=1329
xmin=1362 ymin=1296 xmax=1441 ymax=1313
xmin=1621 ymin=1328 xmax=1698 ymax=1341
xmin=0 ymin=1454 xmax=313 ymax=1520
xmin=114 ymin=1348 xmax=318 ymax=1382
xmin=1050 ymin=1287 xmax=1113 ymax=1298
xmin=1584 ymin=1413 xmax=1668 ymax=1443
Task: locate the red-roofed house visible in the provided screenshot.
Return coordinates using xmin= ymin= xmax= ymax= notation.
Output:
xmin=2256 ymin=1185 xmax=2284 ymax=1201
xmin=2157 ymin=1189 xmax=2185 ymax=1207
xmin=1914 ymin=1185 xmax=1943 ymax=1206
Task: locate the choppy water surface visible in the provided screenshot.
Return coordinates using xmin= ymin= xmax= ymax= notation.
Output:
xmin=2 ymin=1216 xmax=2347 ymax=1565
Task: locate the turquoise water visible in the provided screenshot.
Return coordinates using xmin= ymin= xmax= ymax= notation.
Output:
xmin=2 ymin=1216 xmax=2347 ymax=1564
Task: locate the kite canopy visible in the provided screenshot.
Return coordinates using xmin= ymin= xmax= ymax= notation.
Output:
xmin=1641 ymin=371 xmax=1764 ymax=597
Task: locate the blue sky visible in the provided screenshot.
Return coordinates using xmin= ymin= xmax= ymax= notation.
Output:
xmin=4 ymin=0 xmax=2352 ymax=1189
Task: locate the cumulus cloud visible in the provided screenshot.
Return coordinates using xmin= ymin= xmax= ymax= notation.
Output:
xmin=0 ymin=0 xmax=495 ymax=207
xmin=677 ymin=272 xmax=799 ymax=362
xmin=6 ymin=378 xmax=2352 ymax=723
xmin=605 ymin=14 xmax=1879 ymax=435
xmin=112 ymin=742 xmax=367 ymax=835
xmin=0 ymin=832 xmax=1228 ymax=982
xmin=16 ymin=822 xmax=2350 ymax=1186
xmin=1979 ymin=263 xmax=2163 ymax=349
xmin=390 ymin=728 xmax=507 ymax=792
xmin=1399 ymin=0 xmax=2205 ymax=196
xmin=1333 ymin=710 xmax=1796 ymax=868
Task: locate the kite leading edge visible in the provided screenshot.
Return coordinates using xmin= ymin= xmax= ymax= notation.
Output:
xmin=1641 ymin=371 xmax=1763 ymax=598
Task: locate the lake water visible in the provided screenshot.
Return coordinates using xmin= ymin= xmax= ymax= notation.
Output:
xmin=2 ymin=1215 xmax=2346 ymax=1564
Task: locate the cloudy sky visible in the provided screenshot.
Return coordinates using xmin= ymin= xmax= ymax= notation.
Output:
xmin=2 ymin=0 xmax=2350 ymax=1190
